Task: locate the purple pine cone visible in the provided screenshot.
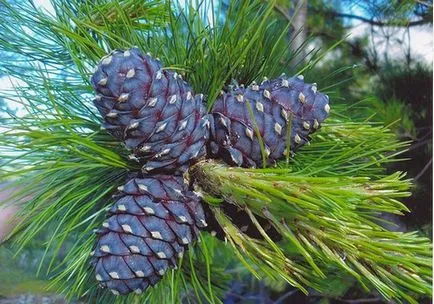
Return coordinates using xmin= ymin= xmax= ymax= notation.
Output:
xmin=92 ymin=175 xmax=207 ymax=295
xmin=91 ymin=48 xmax=210 ymax=173
xmin=209 ymin=75 xmax=330 ymax=167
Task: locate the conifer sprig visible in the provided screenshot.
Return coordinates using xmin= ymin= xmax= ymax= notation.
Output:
xmin=193 ymin=161 xmax=432 ymax=303
xmin=290 ymin=118 xmax=410 ymax=177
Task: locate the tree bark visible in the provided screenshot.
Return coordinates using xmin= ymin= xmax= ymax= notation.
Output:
xmin=290 ymin=0 xmax=308 ymax=64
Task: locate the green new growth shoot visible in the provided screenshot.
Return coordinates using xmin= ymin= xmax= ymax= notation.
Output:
xmin=192 ymin=161 xmax=431 ymax=303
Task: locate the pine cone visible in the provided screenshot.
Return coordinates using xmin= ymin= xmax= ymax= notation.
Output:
xmin=92 ymin=175 xmax=207 ymax=295
xmin=209 ymin=75 xmax=330 ymax=168
xmin=91 ymin=48 xmax=210 ymax=173
xmin=206 ymin=76 xmax=330 ymax=240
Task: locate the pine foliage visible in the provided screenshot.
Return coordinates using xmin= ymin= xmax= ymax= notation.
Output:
xmin=0 ymin=0 xmax=431 ymax=303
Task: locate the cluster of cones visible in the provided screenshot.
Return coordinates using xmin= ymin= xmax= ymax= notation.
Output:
xmin=90 ymin=48 xmax=330 ymax=295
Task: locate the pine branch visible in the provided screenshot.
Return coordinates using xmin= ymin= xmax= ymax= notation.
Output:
xmin=0 ymin=0 xmax=431 ymax=303
xmin=315 ymin=10 xmax=430 ymax=27
xmin=192 ymin=160 xmax=432 ymax=303
xmin=0 ymin=0 xmax=310 ymax=301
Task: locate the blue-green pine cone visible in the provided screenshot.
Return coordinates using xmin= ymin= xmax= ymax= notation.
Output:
xmin=92 ymin=175 xmax=207 ymax=295
xmin=91 ymin=48 xmax=210 ymax=173
xmin=209 ymin=75 xmax=330 ymax=167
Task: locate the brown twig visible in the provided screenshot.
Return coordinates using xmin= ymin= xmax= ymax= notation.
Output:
xmin=414 ymin=158 xmax=433 ymax=181
xmin=317 ymin=10 xmax=429 ymax=27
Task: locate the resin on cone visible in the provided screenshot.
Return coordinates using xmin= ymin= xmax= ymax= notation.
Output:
xmin=92 ymin=175 xmax=207 ymax=295
xmin=209 ymin=75 xmax=330 ymax=168
xmin=91 ymin=48 xmax=210 ymax=173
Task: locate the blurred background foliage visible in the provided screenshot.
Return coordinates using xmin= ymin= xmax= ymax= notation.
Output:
xmin=0 ymin=0 xmax=432 ymax=303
